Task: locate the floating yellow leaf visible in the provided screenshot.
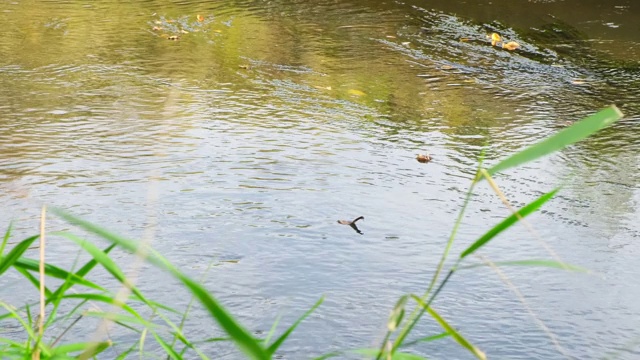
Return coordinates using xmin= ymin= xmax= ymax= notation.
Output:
xmin=571 ymin=79 xmax=586 ymax=85
xmin=348 ymin=89 xmax=366 ymax=96
xmin=197 ymin=14 xmax=204 ymax=22
xmin=460 ymin=37 xmax=470 ymax=42
xmin=502 ymin=41 xmax=520 ymax=51
xmin=214 ymin=29 xmax=223 ymax=33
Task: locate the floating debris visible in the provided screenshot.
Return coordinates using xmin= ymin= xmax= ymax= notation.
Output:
xmin=502 ymin=41 xmax=520 ymax=51
xmin=416 ymin=154 xmax=432 ymax=163
xmin=490 ymin=33 xmax=502 ymax=46
xmin=337 ymin=216 xmax=365 ymax=235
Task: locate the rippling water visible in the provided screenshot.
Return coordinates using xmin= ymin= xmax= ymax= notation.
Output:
xmin=1 ymin=0 xmax=639 ymax=359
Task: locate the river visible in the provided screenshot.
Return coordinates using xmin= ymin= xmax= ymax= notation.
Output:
xmin=0 ymin=0 xmax=639 ymax=359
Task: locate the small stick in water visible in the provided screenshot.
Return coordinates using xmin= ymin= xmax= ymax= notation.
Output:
xmin=337 ymin=216 xmax=364 ymax=235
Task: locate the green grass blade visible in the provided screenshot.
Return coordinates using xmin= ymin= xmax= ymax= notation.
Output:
xmin=401 ymin=331 xmax=450 ymax=347
xmin=14 ymin=266 xmax=53 ymax=298
xmin=62 ymin=294 xmax=144 ymax=319
xmin=53 ymin=208 xmax=268 ymax=360
xmin=388 ymin=295 xmax=408 ymax=332
xmin=457 ymin=260 xmax=589 ymax=272
xmin=152 ymin=331 xmax=182 ymax=360
xmin=0 ymin=223 xmax=12 ymax=256
xmin=115 ymin=342 xmax=138 ymax=360
xmin=77 ymin=341 xmax=112 ymax=359
xmin=423 ymin=304 xmax=485 ymax=360
xmin=14 ymin=257 xmax=105 ymax=292
xmin=263 ymin=315 xmax=281 ymax=346
xmin=266 ymin=296 xmax=324 ymax=356
xmin=51 ymin=342 xmax=112 ymax=356
xmin=352 ymin=349 xmax=428 ymax=359
xmin=487 ymin=106 xmax=623 ymax=176
xmin=0 ymin=235 xmax=39 ymax=275
xmin=84 ymin=311 xmax=154 ymax=328
xmin=459 ymin=188 xmax=559 ymax=259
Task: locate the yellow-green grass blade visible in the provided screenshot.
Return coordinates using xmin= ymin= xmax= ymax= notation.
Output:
xmin=14 ymin=266 xmax=53 ymax=298
xmin=402 ymin=331 xmax=450 ymax=347
xmin=52 ymin=208 xmax=268 ymax=360
xmin=61 ymin=294 xmax=144 ymax=319
xmin=0 ymin=223 xmax=12 ymax=256
xmin=266 ymin=296 xmax=324 ymax=356
xmin=263 ymin=315 xmax=281 ymax=346
xmin=77 ymin=340 xmax=112 ymax=359
xmin=83 ymin=311 xmax=155 ymax=328
xmin=487 ymin=106 xmax=623 ymax=177
xmin=152 ymin=331 xmax=182 ymax=360
xmin=51 ymin=342 xmax=112 ymax=356
xmin=353 ymin=349 xmax=429 ymax=359
xmin=459 ymin=188 xmax=559 ymax=259
xmin=424 ymin=305 xmax=485 ymax=360
xmin=14 ymin=257 xmax=105 ymax=292
xmin=388 ymin=295 xmax=408 ymax=332
xmin=457 ymin=260 xmax=589 ymax=272
xmin=0 ymin=235 xmax=39 ymax=275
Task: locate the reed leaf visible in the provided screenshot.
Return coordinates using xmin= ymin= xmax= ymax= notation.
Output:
xmin=14 ymin=257 xmax=104 ymax=291
xmin=266 ymin=296 xmax=324 ymax=356
xmin=422 ymin=303 xmax=485 ymax=360
xmin=402 ymin=331 xmax=450 ymax=347
xmin=457 ymin=260 xmax=588 ymax=272
xmin=459 ymin=188 xmax=559 ymax=259
xmin=0 ymin=223 xmax=11 ymax=256
xmin=0 ymin=235 xmax=39 ymax=275
xmin=487 ymin=106 xmax=623 ymax=176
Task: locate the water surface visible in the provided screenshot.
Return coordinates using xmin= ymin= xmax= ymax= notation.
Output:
xmin=1 ymin=0 xmax=639 ymax=359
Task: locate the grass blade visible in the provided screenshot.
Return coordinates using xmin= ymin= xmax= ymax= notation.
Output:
xmin=14 ymin=257 xmax=105 ymax=291
xmin=401 ymin=331 xmax=450 ymax=347
xmin=266 ymin=296 xmax=324 ymax=356
xmin=0 ymin=223 xmax=11 ymax=256
xmin=0 ymin=235 xmax=39 ymax=275
xmin=51 ymin=342 xmax=112 ymax=356
xmin=388 ymin=295 xmax=408 ymax=332
xmin=263 ymin=315 xmax=281 ymax=346
xmin=418 ymin=301 xmax=485 ymax=360
xmin=487 ymin=106 xmax=623 ymax=176
xmin=457 ymin=260 xmax=589 ymax=272
xmin=14 ymin=267 xmax=53 ymax=298
xmin=62 ymin=294 xmax=144 ymax=319
xmin=459 ymin=188 xmax=559 ymax=259
xmin=353 ymin=349 xmax=428 ymax=359
xmin=152 ymin=331 xmax=182 ymax=360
